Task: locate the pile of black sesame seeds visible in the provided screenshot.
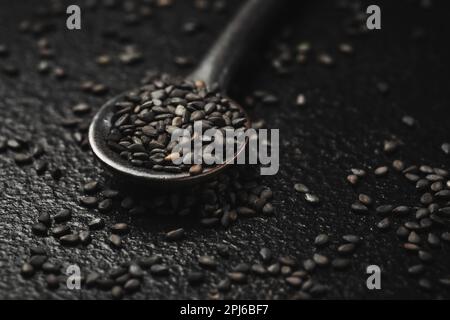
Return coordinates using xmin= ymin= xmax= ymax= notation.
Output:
xmin=106 ymin=76 xmax=247 ymax=175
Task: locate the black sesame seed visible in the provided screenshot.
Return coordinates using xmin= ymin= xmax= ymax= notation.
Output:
xmin=83 ymin=180 xmax=99 ymax=193
xmin=259 ymin=247 xmax=272 ymax=262
xmin=54 ymin=209 xmax=71 ymax=223
xmin=189 ymin=164 xmax=203 ymax=176
xmin=408 ymin=231 xmax=421 ymax=244
xmin=418 ymin=278 xmax=432 ymax=291
xmin=227 ymin=272 xmax=247 ymax=283
xmin=392 ymin=205 xmax=410 ymax=215
xmin=42 ymin=262 xmax=61 ymax=274
xmin=351 ymin=168 xmax=366 ymax=177
xmin=98 ymin=199 xmax=113 ymax=212
xmin=304 ymin=193 xmax=320 ymax=204
xmin=73 ymin=103 xmax=91 ymax=115
xmin=59 ymin=233 xmax=80 ymax=246
xmin=347 ymin=174 xmax=359 ymax=185
xmin=138 ymin=255 xmax=162 ymax=269
xmin=29 ymin=255 xmax=47 ymax=268
xmin=38 ymin=212 xmax=52 ymax=226
xmin=150 ymin=264 xmax=169 ymax=276
xmin=430 ymin=181 xmax=444 ymax=192
xmin=408 ymin=264 xmax=425 ymax=275
xmin=331 ymin=258 xmax=351 ymax=270
xmin=46 ymin=274 xmax=60 ymax=289
xmin=128 ymin=264 xmax=143 ymax=278
xmin=21 ymin=263 xmax=35 ymax=278
xmin=404 ymin=221 xmax=420 ymax=230
xmin=405 ymin=173 xmax=420 ymax=182
xmin=262 ymin=203 xmax=274 ymax=215
xmin=111 ymin=223 xmax=129 ymax=234
xmin=109 ymin=234 xmax=122 ymax=248
xmin=34 ymin=160 xmax=48 ymax=174
xmin=427 ymin=233 xmax=440 ymax=247
xmin=426 ymin=174 xmax=443 ymax=182
xmin=342 ymin=234 xmax=361 ymax=244
xmin=420 ymin=217 xmax=433 ymax=229
xmin=79 ymin=230 xmax=91 ymax=245
xmin=313 ymin=253 xmax=329 ymax=266
xmin=416 ymin=208 xmax=430 ymax=219
xmin=294 ymin=183 xmax=309 ymax=193
xmin=124 ymin=278 xmax=141 ymax=293
xmin=198 ymin=255 xmax=217 ymax=269
xmin=267 ymin=263 xmax=280 ymax=275
xmin=7 ymin=139 xmax=21 ymax=150
xmin=403 ymin=243 xmax=420 ymax=251
xmin=30 ymin=246 xmax=47 ymax=256
xmin=420 ymin=193 xmax=434 ymax=205
xmin=377 ymin=218 xmax=391 ymax=230
xmin=418 ymin=250 xmax=433 ymax=263
xmin=285 ymin=277 xmax=302 ymax=287
xmin=2 ymin=64 xmax=19 ymax=76
xmin=303 ymin=259 xmax=316 ymax=272
xmin=216 ymin=278 xmax=231 ymax=292
xmin=165 ymin=227 xmax=184 ymax=241
xmin=88 ymin=218 xmax=105 ymax=230
xmin=402 ymin=115 xmax=415 ymax=127
xmin=0 ymin=137 xmax=6 ymax=152
xmin=80 ymin=196 xmax=98 ymax=207
xmin=375 ymin=204 xmax=394 ymax=215
xmin=441 ymin=232 xmax=450 ymax=242
xmin=384 ymin=140 xmax=399 ymax=153
xmin=310 ymin=284 xmax=329 ymax=297
xmin=314 ymin=234 xmax=329 ymax=247
xmin=438 ymin=278 xmax=450 ymax=287
xmin=233 ymin=263 xmax=250 ymax=273
xmin=351 ymin=202 xmax=368 ymax=213
xmin=441 ymin=143 xmax=450 ymax=155
xmin=111 ymin=286 xmax=124 ymax=300
xmin=187 ymin=272 xmax=205 ymax=285
xmin=396 ymin=226 xmax=409 ymax=238
xmin=121 ymin=197 xmax=134 ymax=209
xmin=51 ymin=224 xmax=71 ymax=238
xmin=392 ymin=160 xmax=405 ymax=171
xmin=97 ymin=278 xmax=115 ymax=290
xmin=84 ymin=272 xmax=100 ymax=288
xmin=32 ymin=222 xmax=48 ymax=236
xmin=358 ymin=194 xmax=372 ymax=206
xmin=436 ymin=190 xmax=450 ymax=199
xmin=14 ymin=153 xmax=33 ymax=165
xmin=416 ymin=179 xmax=430 ymax=190
xmin=237 ymin=207 xmax=256 ymax=216
xmin=103 ymin=189 xmax=120 ymax=198
xmin=374 ymin=166 xmax=388 ymax=176
xmin=337 ymin=243 xmax=356 ymax=255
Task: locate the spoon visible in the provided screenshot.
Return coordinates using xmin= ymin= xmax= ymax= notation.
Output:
xmin=89 ymin=0 xmax=283 ymax=187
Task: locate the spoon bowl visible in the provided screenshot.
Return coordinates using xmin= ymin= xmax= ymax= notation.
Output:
xmin=89 ymin=87 xmax=251 ymax=187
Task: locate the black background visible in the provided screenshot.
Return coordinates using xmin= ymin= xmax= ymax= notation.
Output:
xmin=1 ymin=0 xmax=450 ymax=299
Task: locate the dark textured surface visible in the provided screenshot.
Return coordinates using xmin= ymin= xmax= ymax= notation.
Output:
xmin=1 ymin=0 xmax=450 ymax=299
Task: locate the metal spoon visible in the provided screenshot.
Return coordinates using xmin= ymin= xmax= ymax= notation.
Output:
xmin=89 ymin=0 xmax=282 ymax=186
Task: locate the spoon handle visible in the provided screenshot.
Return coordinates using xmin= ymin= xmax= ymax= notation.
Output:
xmin=189 ymin=0 xmax=283 ymax=90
